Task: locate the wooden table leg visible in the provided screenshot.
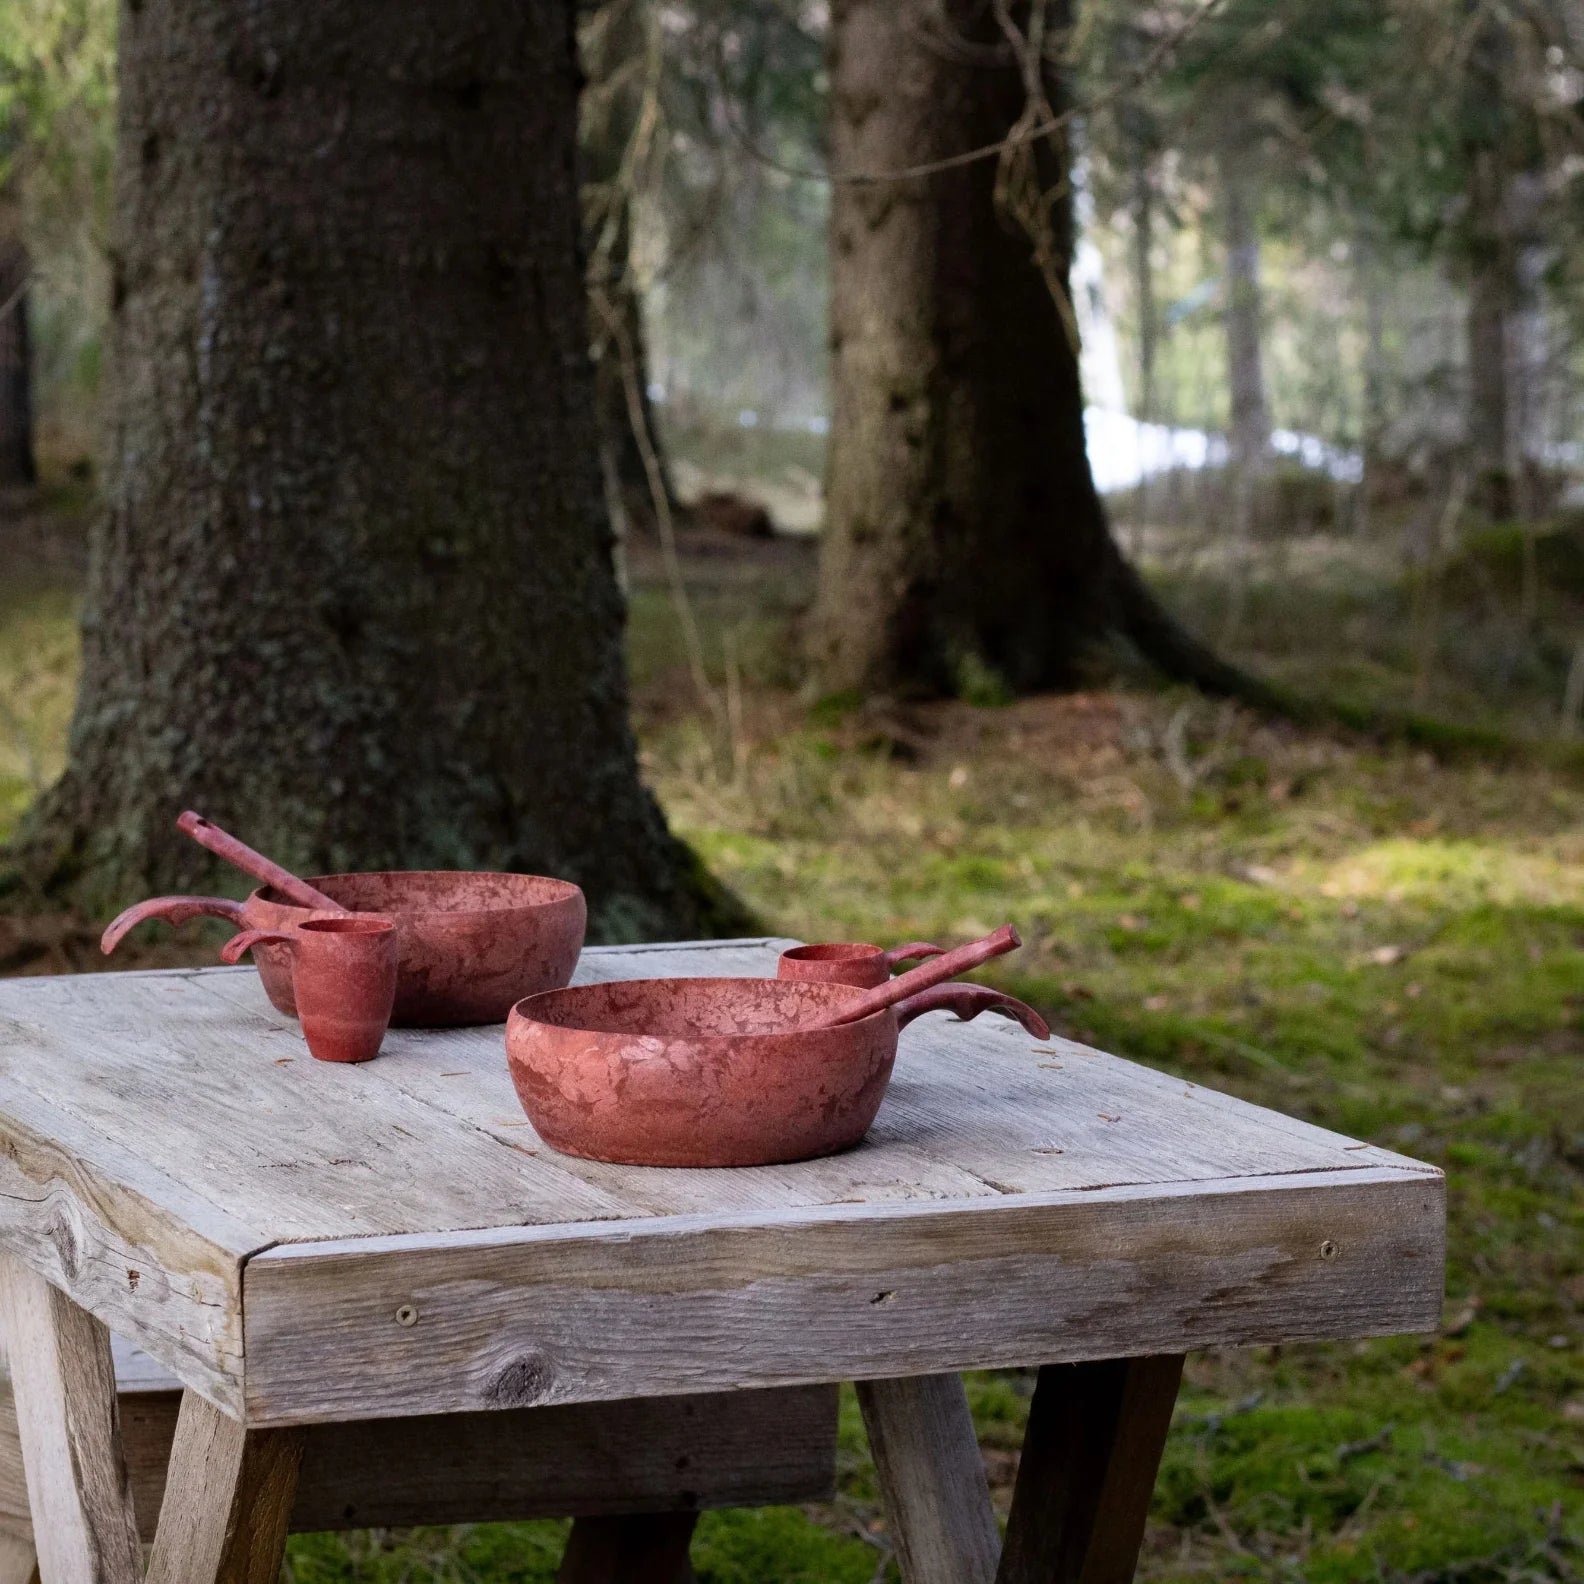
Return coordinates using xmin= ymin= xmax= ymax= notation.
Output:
xmin=0 ymin=1533 xmax=39 ymax=1584
xmin=0 ymin=1258 xmax=142 ymax=1584
xmin=996 ymin=1355 xmax=1184 ymax=1584
xmin=145 ymin=1391 xmax=304 ymax=1584
xmin=857 ymin=1374 xmax=1000 ymax=1584
xmin=556 ymin=1512 xmax=698 ymax=1583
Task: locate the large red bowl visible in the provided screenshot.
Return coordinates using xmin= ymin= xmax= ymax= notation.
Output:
xmin=506 ymin=976 xmax=1047 ymax=1167
xmin=104 ymin=871 xmax=585 ymax=1027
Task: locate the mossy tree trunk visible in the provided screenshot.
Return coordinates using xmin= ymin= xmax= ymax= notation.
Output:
xmin=811 ymin=0 xmax=1264 ymax=706
xmin=9 ymin=0 xmax=740 ymax=940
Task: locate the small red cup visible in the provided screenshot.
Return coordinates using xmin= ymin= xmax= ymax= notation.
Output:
xmin=223 ymin=913 xmax=397 ymax=1063
xmin=777 ymin=941 xmax=944 ymax=989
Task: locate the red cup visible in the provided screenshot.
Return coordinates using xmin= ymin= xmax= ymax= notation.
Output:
xmin=223 ymin=913 xmax=397 ymax=1063
xmin=777 ymin=941 xmax=944 ymax=989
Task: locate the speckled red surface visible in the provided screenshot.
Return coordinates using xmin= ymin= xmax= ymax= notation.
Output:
xmin=104 ymin=871 xmax=584 ymax=1027
xmin=506 ymin=975 xmax=1048 ymax=1167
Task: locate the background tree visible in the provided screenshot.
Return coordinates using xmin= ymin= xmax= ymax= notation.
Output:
xmin=0 ymin=196 xmax=35 ymax=487
xmin=0 ymin=0 xmax=114 ymax=476
xmin=811 ymin=0 xmax=1265 ymax=703
xmin=582 ymin=0 xmax=679 ymax=537
xmin=7 ymin=0 xmax=740 ymax=938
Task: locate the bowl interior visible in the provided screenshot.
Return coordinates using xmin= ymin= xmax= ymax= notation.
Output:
xmin=520 ymin=977 xmax=865 ymax=1038
xmin=261 ymin=871 xmax=580 ymax=916
xmin=782 ymin=942 xmax=880 ymax=963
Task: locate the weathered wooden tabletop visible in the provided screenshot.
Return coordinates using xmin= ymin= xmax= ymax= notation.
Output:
xmin=0 ymin=937 xmax=1444 ymax=1431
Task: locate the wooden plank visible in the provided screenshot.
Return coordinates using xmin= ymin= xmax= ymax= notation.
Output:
xmin=192 ymin=958 xmax=1001 ymax=1221
xmin=0 ymin=1079 xmax=250 ymax=1414
xmin=286 ymin=1385 xmax=836 ymax=1532
xmin=0 ymin=1366 xmax=835 ymax=1540
xmin=0 ymin=1259 xmax=141 ymax=1584
xmin=144 ymin=1392 xmax=303 ymax=1584
xmin=556 ymin=1513 xmax=698 ymax=1583
xmin=241 ymin=1165 xmax=1444 ymax=1424
xmin=0 ymin=1535 xmax=36 ymax=1584
xmin=0 ymin=972 xmax=640 ymax=1243
xmin=857 ymin=1375 xmax=998 ymax=1584
xmin=185 ymin=949 xmax=1416 ymax=1227
xmin=996 ymin=1356 xmax=1184 ymax=1584
xmin=876 ymin=1016 xmax=1424 ymax=1195
xmin=0 ymin=948 xmax=1432 ymax=1269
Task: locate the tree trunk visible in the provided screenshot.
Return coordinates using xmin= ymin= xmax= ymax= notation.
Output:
xmin=1357 ymin=243 xmax=1388 ymax=539
xmin=7 ymin=0 xmax=741 ymax=938
xmin=1129 ymin=149 xmax=1158 ymax=425
xmin=1220 ymin=151 xmax=1269 ymax=469
xmin=1466 ymin=151 xmax=1513 ymax=519
xmin=582 ymin=0 xmax=677 ymax=536
xmin=813 ymin=0 xmax=1121 ymax=697
xmin=0 ymin=224 xmax=37 ymax=489
xmin=812 ymin=0 xmax=1266 ymax=706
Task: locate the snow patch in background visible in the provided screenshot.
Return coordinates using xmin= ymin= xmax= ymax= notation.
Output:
xmin=1084 ymin=409 xmax=1364 ymax=492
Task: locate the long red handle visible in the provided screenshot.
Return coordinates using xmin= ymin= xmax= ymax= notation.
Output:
xmin=811 ymin=924 xmax=1022 ymax=1028
xmin=101 ymin=895 xmax=247 ymax=955
xmin=177 ymin=812 xmax=343 ymax=912
xmin=894 ymin=983 xmax=1050 ymax=1039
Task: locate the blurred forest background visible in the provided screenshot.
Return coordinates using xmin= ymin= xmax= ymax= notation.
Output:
xmin=1 ymin=0 xmax=1583 ymax=1580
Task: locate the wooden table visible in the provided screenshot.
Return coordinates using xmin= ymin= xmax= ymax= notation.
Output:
xmin=0 ymin=937 xmax=1444 ymax=1583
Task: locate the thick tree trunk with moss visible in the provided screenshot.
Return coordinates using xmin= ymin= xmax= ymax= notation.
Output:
xmin=9 ymin=0 xmax=739 ymax=939
xmin=812 ymin=0 xmax=1264 ymax=706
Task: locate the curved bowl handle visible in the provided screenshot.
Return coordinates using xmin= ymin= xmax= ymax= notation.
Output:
xmin=883 ymin=942 xmax=945 ymax=969
xmin=220 ymin=930 xmax=295 ymax=966
xmin=895 ymin=983 xmax=1051 ymax=1040
xmin=101 ymin=895 xmax=248 ymax=956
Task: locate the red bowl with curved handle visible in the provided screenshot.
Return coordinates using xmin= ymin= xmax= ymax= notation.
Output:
xmin=103 ymin=871 xmax=585 ymax=1027
xmin=505 ymin=976 xmax=1049 ymax=1167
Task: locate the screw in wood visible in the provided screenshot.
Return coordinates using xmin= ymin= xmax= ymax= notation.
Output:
xmin=1320 ymin=1240 xmax=1339 ymax=1260
xmin=395 ymin=1303 xmax=420 ymax=1327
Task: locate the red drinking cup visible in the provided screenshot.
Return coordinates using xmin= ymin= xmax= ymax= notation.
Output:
xmin=777 ymin=941 xmax=944 ymax=989
xmin=223 ymin=913 xmax=397 ymax=1063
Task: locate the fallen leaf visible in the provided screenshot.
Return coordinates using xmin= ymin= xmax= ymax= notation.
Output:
xmin=1370 ymin=944 xmax=1409 ymax=966
xmin=1097 ymin=1112 xmax=1121 ymax=1122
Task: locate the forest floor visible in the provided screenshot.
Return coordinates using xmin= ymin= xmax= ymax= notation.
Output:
xmin=1 ymin=475 xmax=1581 ymax=1582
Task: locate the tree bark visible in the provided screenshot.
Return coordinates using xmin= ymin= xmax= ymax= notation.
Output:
xmin=582 ymin=0 xmax=677 ymax=537
xmin=1466 ymin=150 xmax=1513 ymax=519
xmin=1220 ymin=151 xmax=1270 ymax=470
xmin=0 ymin=223 xmax=37 ymax=489
xmin=1129 ymin=147 xmax=1158 ymax=425
xmin=812 ymin=0 xmax=1265 ymax=705
xmin=7 ymin=0 xmax=743 ymax=938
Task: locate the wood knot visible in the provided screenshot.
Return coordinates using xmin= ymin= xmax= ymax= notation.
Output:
xmin=485 ymin=1354 xmax=553 ymax=1408
xmin=48 ymin=1209 xmax=82 ymax=1281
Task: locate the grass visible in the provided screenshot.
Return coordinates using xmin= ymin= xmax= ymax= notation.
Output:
xmin=2 ymin=487 xmax=1582 ymax=1580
